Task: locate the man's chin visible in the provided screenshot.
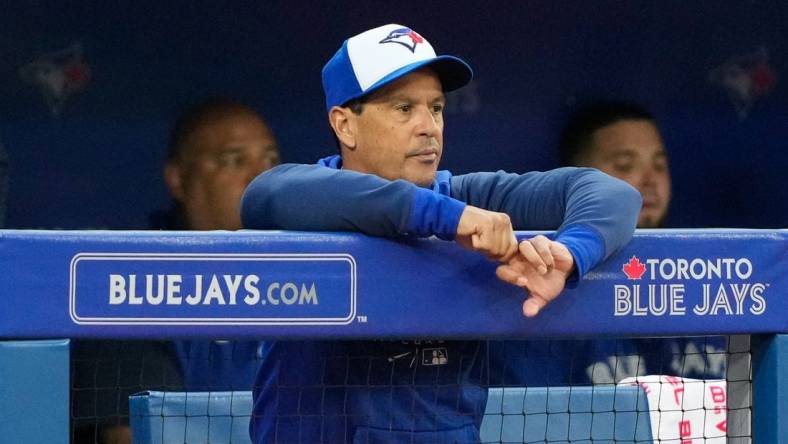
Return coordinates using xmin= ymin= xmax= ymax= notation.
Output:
xmin=410 ymin=173 xmax=437 ymax=188
xmin=401 ymin=167 xmax=438 ymax=187
xmin=638 ymin=213 xmax=666 ymax=229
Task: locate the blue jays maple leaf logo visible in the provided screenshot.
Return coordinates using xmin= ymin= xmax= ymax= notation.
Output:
xmin=622 ymin=256 xmax=646 ymax=280
xmin=379 ymin=28 xmax=425 ymax=53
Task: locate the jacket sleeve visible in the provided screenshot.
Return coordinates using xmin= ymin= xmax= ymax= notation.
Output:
xmin=450 ymin=167 xmax=641 ymax=278
xmin=240 ymin=164 xmax=466 ymax=239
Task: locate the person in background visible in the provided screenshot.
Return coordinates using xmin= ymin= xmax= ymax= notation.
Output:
xmin=157 ymin=97 xmax=280 ymax=231
xmin=559 ymin=100 xmax=725 ymax=383
xmin=559 ymin=100 xmax=670 ymax=228
xmin=156 ymin=98 xmax=281 ymax=391
xmin=72 ymin=99 xmax=279 ymax=444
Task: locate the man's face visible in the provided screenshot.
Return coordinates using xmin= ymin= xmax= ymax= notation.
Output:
xmin=166 ymin=112 xmax=278 ymax=230
xmin=344 ymin=69 xmax=445 ymax=187
xmin=586 ymin=120 xmax=672 ymax=228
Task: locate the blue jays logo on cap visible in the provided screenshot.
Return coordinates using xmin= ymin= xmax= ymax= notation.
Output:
xmin=379 ymin=27 xmax=425 ymax=53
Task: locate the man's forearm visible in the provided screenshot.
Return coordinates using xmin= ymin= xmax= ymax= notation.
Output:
xmin=451 ymin=167 xmax=641 ymax=277
xmin=241 ymin=164 xmax=465 ymax=239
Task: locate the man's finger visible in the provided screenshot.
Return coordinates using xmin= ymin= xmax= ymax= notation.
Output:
xmin=492 ymin=222 xmax=504 ymax=258
xmin=530 ymin=235 xmax=555 ymax=270
xmin=522 ymin=295 xmax=548 ymax=318
xmin=490 ymin=215 xmax=512 ymax=261
xmin=471 ymin=232 xmax=483 ymax=251
xmin=549 ymin=241 xmax=573 ymax=262
xmin=518 ymin=240 xmax=548 ymax=274
xmin=496 ymin=264 xmax=528 ymax=287
xmin=500 ymin=233 xmax=519 ymax=263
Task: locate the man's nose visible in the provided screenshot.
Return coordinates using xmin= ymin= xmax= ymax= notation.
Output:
xmin=414 ymin=106 xmax=440 ymax=137
xmin=639 ymin=165 xmax=657 ymax=186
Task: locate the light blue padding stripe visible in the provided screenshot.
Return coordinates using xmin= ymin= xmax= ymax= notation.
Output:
xmin=480 ymin=386 xmax=653 ymax=443
xmin=0 ymin=339 xmax=70 ymax=444
xmin=130 ymin=386 xmax=653 ymax=444
xmin=130 ymin=391 xmax=253 ymax=444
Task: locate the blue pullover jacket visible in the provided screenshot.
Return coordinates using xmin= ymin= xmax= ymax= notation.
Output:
xmin=241 ymin=156 xmax=640 ymax=443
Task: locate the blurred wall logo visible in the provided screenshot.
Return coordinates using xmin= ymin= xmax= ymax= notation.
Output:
xmin=709 ymin=47 xmax=777 ymax=120
xmin=445 ymin=80 xmax=480 ymax=115
xmin=18 ymin=42 xmax=92 ymax=116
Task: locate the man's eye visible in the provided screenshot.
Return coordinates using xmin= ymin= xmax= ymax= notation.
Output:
xmin=432 ymin=103 xmax=444 ymax=114
xmin=653 ymin=157 xmax=668 ymax=172
xmin=612 ymin=162 xmax=633 ymax=173
xmin=265 ymin=150 xmax=280 ymax=167
xmin=397 ymin=104 xmax=411 ymax=113
xmin=218 ymin=153 xmax=244 ymax=168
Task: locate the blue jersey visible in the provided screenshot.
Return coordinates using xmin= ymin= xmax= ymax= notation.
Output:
xmin=241 ymin=156 xmax=640 ymax=443
xmin=490 ymin=336 xmax=727 ymax=390
xmin=172 ymin=340 xmax=263 ymax=391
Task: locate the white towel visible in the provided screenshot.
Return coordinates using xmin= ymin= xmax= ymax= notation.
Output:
xmin=619 ymin=375 xmax=727 ymax=443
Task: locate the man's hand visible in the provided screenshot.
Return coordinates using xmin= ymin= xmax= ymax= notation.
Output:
xmin=455 ymin=205 xmax=519 ymax=262
xmin=496 ymin=235 xmax=576 ymax=318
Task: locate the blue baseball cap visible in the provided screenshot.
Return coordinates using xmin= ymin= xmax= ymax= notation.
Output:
xmin=322 ymin=24 xmax=474 ymax=112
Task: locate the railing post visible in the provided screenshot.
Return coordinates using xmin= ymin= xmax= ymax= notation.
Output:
xmin=752 ymin=334 xmax=788 ymax=443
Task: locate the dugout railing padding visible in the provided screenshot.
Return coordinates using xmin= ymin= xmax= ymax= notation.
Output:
xmin=0 ymin=229 xmax=785 ymax=441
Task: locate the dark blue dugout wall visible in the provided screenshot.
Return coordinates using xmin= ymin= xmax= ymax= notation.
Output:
xmin=1 ymin=1 xmax=786 ymax=229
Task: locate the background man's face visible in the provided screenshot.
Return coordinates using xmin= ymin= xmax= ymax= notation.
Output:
xmin=167 ymin=112 xmax=278 ymax=230
xmin=586 ymin=119 xmax=671 ymax=228
xmin=348 ymin=69 xmax=445 ymax=187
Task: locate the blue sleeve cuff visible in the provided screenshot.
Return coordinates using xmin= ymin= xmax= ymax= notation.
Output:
xmin=406 ymin=187 xmax=466 ymax=240
xmin=554 ymin=224 xmax=606 ymax=286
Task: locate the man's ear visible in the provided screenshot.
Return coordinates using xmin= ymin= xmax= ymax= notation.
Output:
xmin=164 ymin=162 xmax=185 ymax=201
xmin=328 ymin=106 xmax=357 ymax=150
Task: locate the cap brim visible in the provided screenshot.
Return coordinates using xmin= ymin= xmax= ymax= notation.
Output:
xmin=343 ymin=55 xmax=473 ymax=106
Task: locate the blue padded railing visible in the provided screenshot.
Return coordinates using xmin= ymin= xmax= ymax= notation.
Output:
xmin=0 ymin=229 xmax=784 ymax=441
xmin=0 ymin=229 xmax=785 ymax=340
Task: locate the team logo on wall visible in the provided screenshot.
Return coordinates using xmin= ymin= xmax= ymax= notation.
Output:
xmin=379 ymin=28 xmax=424 ymax=53
xmin=615 ymin=255 xmax=768 ymax=317
xmin=19 ymin=42 xmax=92 ymax=116
xmin=445 ymin=81 xmax=481 ymax=115
xmin=709 ymin=47 xmax=777 ymax=120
